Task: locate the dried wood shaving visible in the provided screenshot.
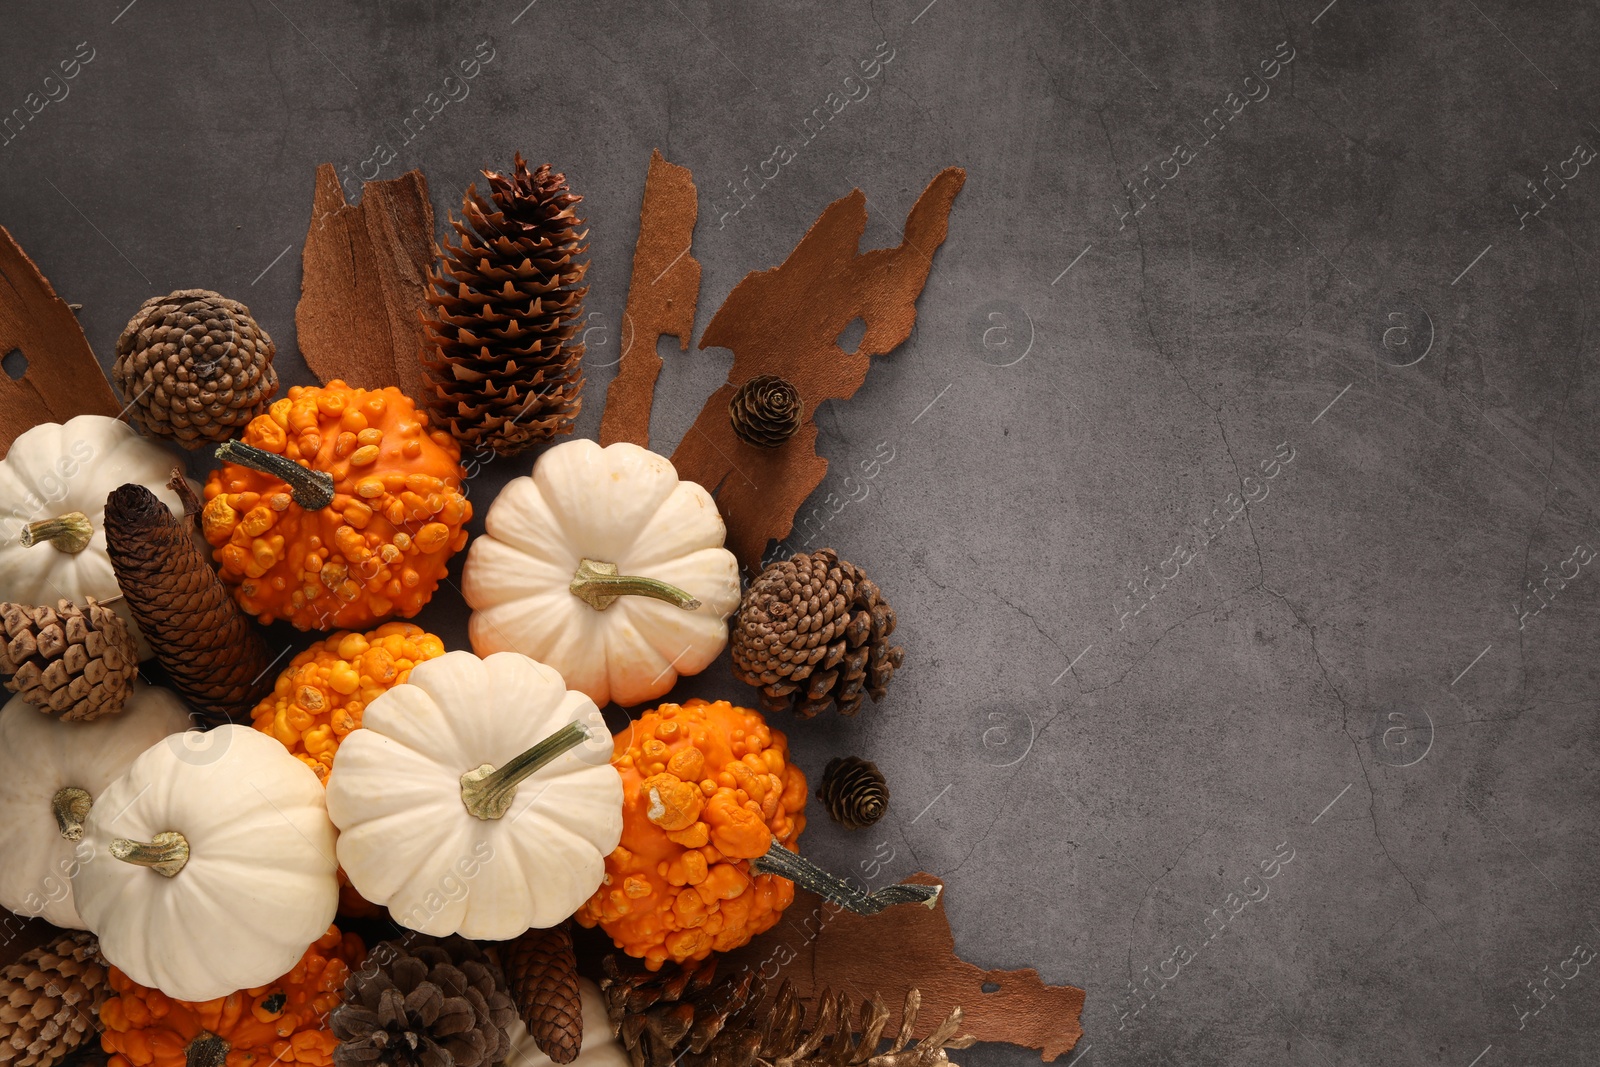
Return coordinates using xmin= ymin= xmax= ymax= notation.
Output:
xmin=721 ymin=874 xmax=1084 ymax=1062
xmin=600 ymin=149 xmax=702 ymax=449
xmin=295 ymin=165 xmax=435 ymax=404
xmin=0 ymin=225 xmax=120 ymax=451
xmin=670 ymin=168 xmax=964 ymax=571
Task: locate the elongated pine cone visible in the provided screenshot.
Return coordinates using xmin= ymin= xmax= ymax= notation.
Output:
xmin=0 ymin=932 xmax=109 ymax=1067
xmin=113 ymin=289 xmax=279 ymax=448
xmin=422 ymin=155 xmax=588 ymax=456
xmin=104 ymin=484 xmax=272 ymax=725
xmin=0 ymin=599 xmax=135 ymax=720
xmin=730 ymin=549 xmax=905 ymax=718
xmin=331 ymin=936 xmax=515 ymax=1067
xmin=817 ymin=756 xmax=889 ymax=830
xmin=600 ymin=957 xmax=972 ymax=1067
xmin=505 ymin=926 xmax=582 ymax=1063
xmin=728 ymin=376 xmax=802 ymax=448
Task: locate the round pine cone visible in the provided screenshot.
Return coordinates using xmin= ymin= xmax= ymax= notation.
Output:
xmin=331 ymin=936 xmax=516 ymax=1067
xmin=0 ymin=932 xmax=110 ymax=1067
xmin=599 ymin=956 xmax=760 ymax=1067
xmin=505 ymin=926 xmax=581 ymax=1064
xmin=817 ymin=756 xmax=889 ymax=829
xmin=113 ymin=289 xmax=279 ymax=448
xmin=0 ymin=599 xmax=136 ymax=721
xmin=728 ymin=375 xmax=802 ymax=448
xmin=730 ymin=549 xmax=905 ymax=718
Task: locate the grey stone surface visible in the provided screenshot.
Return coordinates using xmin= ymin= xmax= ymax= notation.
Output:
xmin=3 ymin=1 xmax=1599 ymax=1064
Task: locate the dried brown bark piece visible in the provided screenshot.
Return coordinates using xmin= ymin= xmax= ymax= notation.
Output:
xmin=295 ymin=166 xmax=435 ymax=405
xmin=599 ymin=149 xmax=701 ymax=449
xmin=670 ymin=168 xmax=965 ymax=571
xmin=0 ymin=225 xmax=120 ymax=451
xmin=720 ymin=874 xmax=1084 ymax=1062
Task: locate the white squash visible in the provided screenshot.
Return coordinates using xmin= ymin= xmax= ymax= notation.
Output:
xmin=0 ymin=681 xmax=191 ymax=928
xmin=503 ymin=979 xmax=628 ymax=1067
xmin=325 ymin=650 xmax=622 ymax=940
xmin=73 ymin=724 xmax=339 ymax=1001
xmin=0 ymin=415 xmax=199 ymax=658
xmin=461 ymin=439 xmax=740 ymax=708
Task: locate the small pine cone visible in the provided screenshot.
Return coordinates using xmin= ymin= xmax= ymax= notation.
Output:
xmin=332 ymin=936 xmax=516 ymax=1067
xmin=599 ymin=956 xmax=760 ymax=1067
xmin=113 ymin=289 xmax=279 ymax=448
xmin=422 ymin=155 xmax=588 ymax=457
xmin=728 ymin=376 xmax=802 ymax=448
xmin=103 ymin=484 xmax=273 ymax=725
xmin=0 ymin=599 xmax=136 ymax=721
xmin=505 ymin=927 xmax=581 ymax=1063
xmin=0 ymin=932 xmax=110 ymax=1067
xmin=729 ymin=549 xmax=905 ymax=719
xmin=817 ymin=756 xmax=889 ymax=829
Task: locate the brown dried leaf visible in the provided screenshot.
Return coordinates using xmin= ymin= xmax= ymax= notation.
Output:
xmin=296 ymin=165 xmax=435 ymax=403
xmin=0 ymin=225 xmax=120 ymax=451
xmin=669 ymin=168 xmax=965 ymax=572
xmin=599 ymin=149 xmax=701 ymax=449
xmin=720 ymin=874 xmax=1083 ymax=1062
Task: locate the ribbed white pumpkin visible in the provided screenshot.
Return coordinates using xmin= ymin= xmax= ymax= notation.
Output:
xmin=0 ymin=681 xmax=191 ymax=928
xmin=461 ymin=439 xmax=739 ymax=708
xmin=504 ymin=979 xmax=628 ymax=1067
xmin=0 ymin=415 xmax=198 ymax=658
xmin=73 ymin=725 xmax=339 ymax=1001
xmin=324 ymin=650 xmax=622 ymax=940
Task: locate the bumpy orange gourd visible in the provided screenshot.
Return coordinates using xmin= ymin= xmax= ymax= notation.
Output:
xmin=252 ymin=622 xmax=446 ymax=783
xmin=202 ymin=382 xmax=471 ymax=630
xmin=574 ymin=699 xmax=807 ymax=970
xmin=100 ymin=925 xmax=365 ymax=1067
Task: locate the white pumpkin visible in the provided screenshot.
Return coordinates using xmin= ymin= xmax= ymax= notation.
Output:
xmin=73 ymin=724 xmax=339 ymax=1001
xmin=325 ymin=650 xmax=622 ymax=940
xmin=503 ymin=979 xmax=628 ymax=1067
xmin=0 ymin=681 xmax=191 ymax=928
xmin=461 ymin=439 xmax=740 ymax=708
xmin=0 ymin=415 xmax=199 ymax=658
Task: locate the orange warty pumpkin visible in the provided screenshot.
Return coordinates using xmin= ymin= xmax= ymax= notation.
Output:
xmin=573 ymin=698 xmax=807 ymax=970
xmin=100 ymin=925 xmax=365 ymax=1067
xmin=252 ymin=622 xmax=446 ymax=783
xmin=202 ymin=382 xmax=471 ymax=631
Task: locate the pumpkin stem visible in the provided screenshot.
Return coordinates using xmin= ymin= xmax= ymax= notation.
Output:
xmin=109 ymin=831 xmax=190 ymax=877
xmin=749 ymin=841 xmax=942 ymax=914
xmin=460 ymin=720 xmax=593 ymax=820
xmin=185 ymin=1032 xmax=229 ymax=1067
xmin=19 ymin=512 xmax=92 ymax=554
xmin=52 ymin=786 xmax=92 ymax=841
xmin=570 ymin=558 xmax=701 ymax=612
xmin=215 ymin=441 xmax=335 ymax=511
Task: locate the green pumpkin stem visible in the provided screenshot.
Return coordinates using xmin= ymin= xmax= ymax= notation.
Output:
xmin=569 ymin=558 xmax=701 ymax=612
xmin=109 ymin=831 xmax=190 ymax=877
xmin=52 ymin=786 xmax=92 ymax=841
xmin=460 ymin=720 xmax=593 ymax=820
xmin=749 ymin=840 xmax=943 ymax=914
xmin=20 ymin=512 xmax=92 ymax=554
xmin=214 ymin=441 xmax=335 ymax=511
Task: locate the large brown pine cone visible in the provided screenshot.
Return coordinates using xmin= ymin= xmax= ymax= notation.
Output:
xmin=600 ymin=956 xmax=972 ymax=1067
xmin=505 ymin=926 xmax=582 ymax=1063
xmin=729 ymin=549 xmax=905 ymax=718
xmin=0 ymin=599 xmax=136 ymax=721
xmin=113 ymin=289 xmax=279 ymax=448
xmin=331 ymin=936 xmax=516 ymax=1067
xmin=0 ymin=933 xmax=109 ymax=1067
xmin=422 ymin=155 xmax=588 ymax=456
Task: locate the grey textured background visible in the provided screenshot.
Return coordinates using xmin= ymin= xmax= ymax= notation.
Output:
xmin=3 ymin=1 xmax=1599 ymax=1065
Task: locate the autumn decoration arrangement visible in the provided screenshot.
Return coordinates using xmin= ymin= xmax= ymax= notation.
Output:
xmin=0 ymin=143 xmax=1086 ymax=1067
